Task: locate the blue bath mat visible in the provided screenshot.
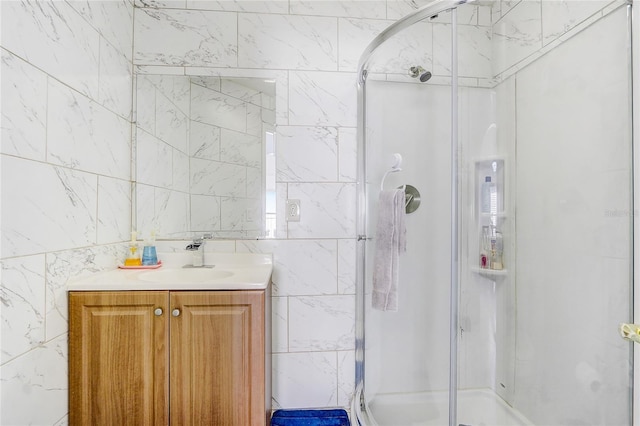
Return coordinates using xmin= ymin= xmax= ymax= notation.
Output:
xmin=271 ymin=409 xmax=350 ymax=426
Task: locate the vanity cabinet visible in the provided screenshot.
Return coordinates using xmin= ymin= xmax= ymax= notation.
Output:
xmin=69 ymin=289 xmax=270 ymax=426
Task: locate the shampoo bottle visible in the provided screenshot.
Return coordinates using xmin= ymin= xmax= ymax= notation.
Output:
xmin=479 ymin=226 xmax=489 ymax=269
xmin=481 ymin=176 xmax=497 ymax=214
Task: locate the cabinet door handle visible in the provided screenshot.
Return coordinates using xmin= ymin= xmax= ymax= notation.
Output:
xmin=154 ymin=308 xmax=163 ymax=316
xmin=172 ymin=308 xmax=181 ymax=317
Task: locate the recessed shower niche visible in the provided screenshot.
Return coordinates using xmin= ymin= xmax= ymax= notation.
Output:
xmin=473 ymin=158 xmax=506 ymax=277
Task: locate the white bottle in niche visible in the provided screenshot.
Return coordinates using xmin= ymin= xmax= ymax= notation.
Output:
xmin=481 ymin=176 xmax=497 ymax=214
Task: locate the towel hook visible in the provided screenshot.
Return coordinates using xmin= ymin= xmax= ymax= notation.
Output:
xmin=379 ymin=153 xmax=421 ymax=214
xmin=380 ymin=153 xmax=403 ymax=191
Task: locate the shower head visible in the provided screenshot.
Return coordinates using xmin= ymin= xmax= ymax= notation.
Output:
xmin=408 ymin=66 xmax=432 ymax=83
xmin=419 ymin=70 xmax=432 ymax=82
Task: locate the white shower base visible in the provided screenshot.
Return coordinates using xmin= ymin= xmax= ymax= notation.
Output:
xmin=361 ymin=388 xmax=533 ymax=426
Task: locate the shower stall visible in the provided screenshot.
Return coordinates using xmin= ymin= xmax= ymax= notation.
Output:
xmin=354 ymin=0 xmax=637 ymax=425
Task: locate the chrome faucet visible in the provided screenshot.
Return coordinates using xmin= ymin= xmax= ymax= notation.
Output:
xmin=185 ymin=238 xmax=205 ymax=267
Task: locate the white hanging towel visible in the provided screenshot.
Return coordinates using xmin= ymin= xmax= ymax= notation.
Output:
xmin=372 ymin=188 xmax=407 ymax=311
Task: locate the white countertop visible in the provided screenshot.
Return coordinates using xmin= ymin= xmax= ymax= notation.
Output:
xmin=67 ymin=252 xmax=273 ymax=291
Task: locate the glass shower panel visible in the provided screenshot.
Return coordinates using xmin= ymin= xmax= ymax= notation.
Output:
xmin=458 ymin=2 xmax=633 ymax=425
xmin=360 ymin=10 xmax=455 ymax=426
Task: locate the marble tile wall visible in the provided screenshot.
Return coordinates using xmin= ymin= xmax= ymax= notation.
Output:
xmin=0 ymin=1 xmax=134 ymax=424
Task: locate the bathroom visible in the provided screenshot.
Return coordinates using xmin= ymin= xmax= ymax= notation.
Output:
xmin=1 ymin=0 xmax=638 ymax=425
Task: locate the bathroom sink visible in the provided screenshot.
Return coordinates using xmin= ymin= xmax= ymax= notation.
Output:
xmin=66 ymin=253 xmax=273 ymax=291
xmin=138 ymin=268 xmax=234 ymax=284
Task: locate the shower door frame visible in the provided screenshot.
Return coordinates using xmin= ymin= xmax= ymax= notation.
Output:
xmin=355 ymin=1 xmax=639 ymax=425
xmin=355 ymin=1 xmax=467 ymax=425
xmin=632 ymin=1 xmax=639 ymax=424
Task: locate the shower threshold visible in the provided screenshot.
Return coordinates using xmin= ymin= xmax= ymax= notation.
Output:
xmin=366 ymin=388 xmax=533 ymax=426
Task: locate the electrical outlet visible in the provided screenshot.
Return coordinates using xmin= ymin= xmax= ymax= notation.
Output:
xmin=286 ymin=199 xmax=301 ymax=222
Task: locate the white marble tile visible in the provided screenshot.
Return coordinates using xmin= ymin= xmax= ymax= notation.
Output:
xmin=1 ymin=156 xmax=98 ymax=258
xmin=144 ymin=74 xmax=191 ymax=115
xmin=220 ymin=79 xmax=262 ymax=105
xmin=492 ymin=0 xmax=503 ymax=24
xmin=272 ymin=352 xmax=338 ymax=409
xmin=220 ymin=129 xmax=262 ymax=168
xmin=272 ymin=296 xmax=289 ymax=353
xmin=275 ymin=183 xmax=288 ymax=239
xmin=287 ymin=183 xmax=357 ymax=238
xmin=290 ymin=0 xmax=386 ymax=18
xmin=236 ymin=240 xmax=338 ymax=296
xmin=247 ymin=103 xmax=262 ymax=137
xmin=154 ymin=189 xmax=190 ymax=238
xmin=187 ymin=0 xmax=289 ymax=13
xmin=2 ymin=1 xmax=100 ymax=99
xmin=238 ymin=14 xmax=338 ymax=71
xmin=337 ymin=350 xmax=356 ymax=407
xmin=478 ymin=4 xmax=493 ymax=27
xmin=1 ymin=255 xmax=46 ymax=364
xmin=289 ymin=71 xmax=357 ymax=127
xmin=135 ymin=75 xmax=157 ymax=135
xmin=500 ymin=0 xmax=522 ymax=18
xmin=387 ymin=0 xmax=433 ymax=20
xmin=338 ymin=239 xmax=356 ymax=294
xmin=47 ymin=79 xmax=131 ymax=180
xmin=339 ymin=18 xmax=433 ymax=75
xmin=154 ymin=239 xmax=236 ymax=253
xmin=190 ymin=158 xmax=247 ymax=197
xmin=1 ymin=50 xmax=47 ymax=161
xmin=68 ymin=0 xmax=134 ymax=61
xmin=136 ymin=65 xmax=187 ymax=75
xmin=45 ymin=244 xmax=125 ymax=338
xmin=173 ymin=149 xmax=190 ymax=192
xmin=155 ymin=92 xmax=189 ymax=153
xmin=135 ymin=0 xmax=187 ymax=8
xmin=97 ymin=177 xmax=132 ymax=245
xmin=289 ymin=295 xmax=355 ymax=351
xmin=263 ymin=103 xmax=276 ymax=125
xmin=134 ymin=8 xmax=237 ymax=67
xmin=247 ymin=167 xmax=262 ymax=199
xmin=191 ymin=83 xmax=247 ymax=133
xmin=135 ymin=184 xmax=157 ymax=237
xmin=492 ymin=0 xmax=543 ymax=75
xmin=136 ymin=128 xmax=173 ymax=188
xmin=541 ymin=0 xmax=610 ymax=46
xmin=434 ymin=23 xmax=492 ymax=79
xmin=338 ymin=18 xmax=391 ymax=71
xmin=277 ymin=126 xmax=338 ymax=182
xmin=98 ymin=37 xmax=133 ymax=120
xmin=190 ymin=75 xmax=222 ymax=91
xmin=220 ymin=198 xmax=253 ymax=231
xmin=0 ymin=335 xmax=68 ymax=426
xmin=190 ymin=195 xmax=221 ymax=232
xmin=190 ymin=121 xmax=221 ymax=161
xmin=338 ymin=127 xmax=357 ymax=182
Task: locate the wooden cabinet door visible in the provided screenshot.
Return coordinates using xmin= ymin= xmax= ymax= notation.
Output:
xmin=170 ymin=290 xmax=265 ymax=426
xmin=69 ymin=291 xmax=169 ymax=426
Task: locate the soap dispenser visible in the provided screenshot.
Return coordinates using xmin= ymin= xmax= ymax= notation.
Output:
xmin=141 ymin=231 xmax=158 ymax=266
xmin=124 ymin=231 xmax=141 ymax=266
